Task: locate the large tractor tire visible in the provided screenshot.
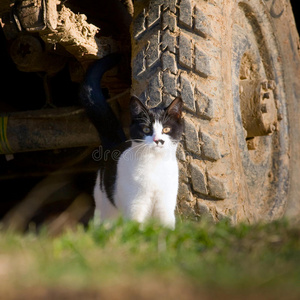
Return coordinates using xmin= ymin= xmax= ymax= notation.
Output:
xmin=131 ymin=0 xmax=300 ymax=223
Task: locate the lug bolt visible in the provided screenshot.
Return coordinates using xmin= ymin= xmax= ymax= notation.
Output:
xmin=268 ymin=80 xmax=276 ymax=90
xmin=261 ymin=103 xmax=268 ymax=113
xmin=261 ymin=81 xmax=268 ymax=90
xmin=269 ymin=124 xmax=276 ymax=133
xmin=246 ymin=137 xmax=257 ymax=150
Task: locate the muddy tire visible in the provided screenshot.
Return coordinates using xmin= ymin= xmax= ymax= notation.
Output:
xmin=131 ymin=0 xmax=300 ymax=222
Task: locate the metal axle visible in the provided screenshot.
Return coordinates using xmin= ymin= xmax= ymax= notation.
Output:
xmin=0 ymin=107 xmax=99 ymax=154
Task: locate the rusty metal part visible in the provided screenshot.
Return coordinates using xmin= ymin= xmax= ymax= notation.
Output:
xmin=15 ymin=0 xmax=47 ymax=32
xmin=39 ymin=5 xmax=118 ymax=62
xmin=0 ymin=107 xmax=99 ymax=154
xmin=246 ymin=137 xmax=258 ymax=150
xmin=45 ymin=0 xmax=58 ymax=30
xmin=239 ymin=78 xmax=278 ymax=138
xmin=13 ymin=1 xmax=108 ymax=61
xmin=13 ymin=0 xmax=58 ymax=32
xmin=9 ymin=34 xmax=66 ymax=74
xmin=1 ymin=2 xmax=118 ymax=65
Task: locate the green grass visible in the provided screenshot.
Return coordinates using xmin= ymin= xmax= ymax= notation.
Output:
xmin=0 ymin=218 xmax=300 ymax=299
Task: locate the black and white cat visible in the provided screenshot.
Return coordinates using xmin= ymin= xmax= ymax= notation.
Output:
xmin=80 ymin=54 xmax=183 ymax=228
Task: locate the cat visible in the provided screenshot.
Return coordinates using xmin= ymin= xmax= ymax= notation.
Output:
xmin=80 ymin=54 xmax=183 ymax=228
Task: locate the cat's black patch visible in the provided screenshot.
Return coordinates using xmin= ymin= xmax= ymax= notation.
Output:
xmin=100 ymin=141 xmax=132 ymax=207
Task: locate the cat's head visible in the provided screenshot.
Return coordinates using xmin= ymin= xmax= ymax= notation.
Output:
xmin=130 ymin=96 xmax=183 ymax=151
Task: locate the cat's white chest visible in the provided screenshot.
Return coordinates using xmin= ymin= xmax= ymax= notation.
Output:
xmin=141 ymin=154 xmax=177 ymax=188
xmin=113 ymin=144 xmax=179 ymax=226
xmin=118 ymin=146 xmax=178 ymax=188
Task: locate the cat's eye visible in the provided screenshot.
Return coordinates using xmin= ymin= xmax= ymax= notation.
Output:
xmin=143 ymin=127 xmax=151 ymax=134
xmin=163 ymin=127 xmax=171 ymax=134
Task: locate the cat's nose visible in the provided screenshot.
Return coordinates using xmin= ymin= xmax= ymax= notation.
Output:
xmin=154 ymin=139 xmax=165 ymax=145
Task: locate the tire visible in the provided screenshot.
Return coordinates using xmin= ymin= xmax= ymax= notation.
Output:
xmin=131 ymin=0 xmax=300 ymax=223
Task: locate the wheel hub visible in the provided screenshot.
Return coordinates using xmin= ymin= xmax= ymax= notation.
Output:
xmin=231 ymin=2 xmax=290 ymax=221
xmin=239 ymin=62 xmax=278 ymax=139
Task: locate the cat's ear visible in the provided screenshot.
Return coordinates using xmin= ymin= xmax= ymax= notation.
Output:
xmin=130 ymin=96 xmax=149 ymax=117
xmin=166 ymin=97 xmax=183 ymax=120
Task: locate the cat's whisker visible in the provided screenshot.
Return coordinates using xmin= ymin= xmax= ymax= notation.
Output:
xmin=125 ymin=139 xmax=145 ymax=143
xmin=122 ymin=143 xmax=149 ymax=160
xmin=126 ymin=139 xmax=147 ymax=145
xmin=136 ymin=146 xmax=152 ymax=159
xmin=125 ymin=141 xmax=148 ymax=153
xmin=132 ymin=139 xmax=146 ymax=143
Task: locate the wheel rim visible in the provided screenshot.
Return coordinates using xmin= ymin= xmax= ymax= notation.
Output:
xmin=232 ymin=2 xmax=289 ymax=221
